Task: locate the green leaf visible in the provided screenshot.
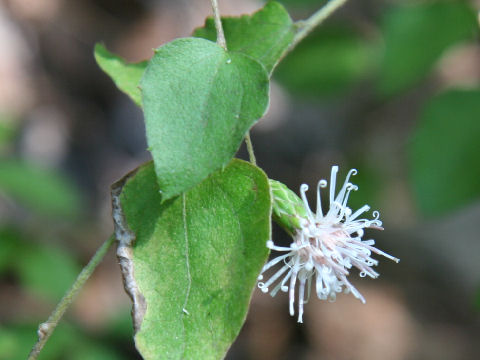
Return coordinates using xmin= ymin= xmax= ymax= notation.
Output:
xmin=378 ymin=1 xmax=477 ymax=96
xmin=141 ymin=37 xmax=269 ymax=201
xmin=119 ymin=159 xmax=271 ymax=360
xmin=94 ymin=44 xmax=147 ymax=107
xmin=193 ymin=1 xmax=295 ymax=73
xmin=409 ymin=89 xmax=480 ymax=217
xmin=274 ymin=24 xmax=374 ymax=97
xmin=0 ymin=160 xmax=81 ymax=218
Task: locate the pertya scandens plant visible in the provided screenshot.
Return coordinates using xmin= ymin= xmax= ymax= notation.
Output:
xmin=28 ymin=1 xmax=399 ymax=359
xmin=260 ymin=167 xmax=399 ymax=323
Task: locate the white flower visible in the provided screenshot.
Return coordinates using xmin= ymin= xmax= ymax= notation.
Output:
xmin=258 ymin=166 xmax=399 ymax=323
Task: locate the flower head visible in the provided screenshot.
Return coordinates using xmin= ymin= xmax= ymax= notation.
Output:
xmin=258 ymin=166 xmax=399 ymax=323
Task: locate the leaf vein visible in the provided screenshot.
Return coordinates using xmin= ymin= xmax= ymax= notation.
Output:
xmin=180 ymin=193 xmax=192 ymax=359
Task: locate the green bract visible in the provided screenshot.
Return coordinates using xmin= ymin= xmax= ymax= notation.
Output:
xmin=270 ymin=179 xmax=307 ymax=235
xmin=141 ymin=37 xmax=269 ymax=201
xmin=118 ymin=159 xmax=271 ymax=359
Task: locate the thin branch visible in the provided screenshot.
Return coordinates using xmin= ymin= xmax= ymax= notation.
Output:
xmin=295 ymin=0 xmax=349 ymax=45
xmin=210 ymin=0 xmax=227 ymax=50
xmin=278 ymin=0 xmax=349 ymax=64
xmin=27 ymin=235 xmax=115 ymax=360
xmin=245 ymin=131 xmax=257 ymax=165
xmin=209 ymin=1 xmax=257 ymax=164
xmin=247 ymin=0 xmax=348 ymax=163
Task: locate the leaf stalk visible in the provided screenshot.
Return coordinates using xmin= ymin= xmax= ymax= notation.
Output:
xmin=210 ymin=0 xmax=227 ymax=50
xmin=245 ymin=132 xmax=257 ymax=165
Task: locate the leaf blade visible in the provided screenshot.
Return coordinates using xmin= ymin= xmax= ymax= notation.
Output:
xmin=193 ymin=1 xmax=296 ymax=73
xmin=94 ymin=43 xmax=147 ymax=107
xmin=119 ymin=159 xmax=271 ymax=359
xmin=141 ymin=37 xmax=269 ymax=201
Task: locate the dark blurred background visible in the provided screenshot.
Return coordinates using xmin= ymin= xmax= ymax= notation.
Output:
xmin=1 ymin=0 xmax=480 ymax=359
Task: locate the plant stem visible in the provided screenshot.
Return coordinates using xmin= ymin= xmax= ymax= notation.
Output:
xmin=27 ymin=235 xmax=115 ymax=360
xmin=210 ymin=0 xmax=259 ymax=165
xmin=246 ymin=0 xmax=347 ymax=164
xmin=245 ymin=131 xmax=257 ymax=165
xmin=210 ymin=0 xmax=227 ymax=50
xmin=278 ymin=0 xmax=349 ymax=63
xmin=295 ymin=0 xmax=348 ymax=45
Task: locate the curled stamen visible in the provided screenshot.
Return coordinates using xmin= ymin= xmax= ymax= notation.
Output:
xmin=266 ymin=240 xmax=293 ymax=252
xmin=316 ymin=179 xmax=327 ymax=218
xmin=334 ymin=168 xmax=358 ymax=205
xmin=337 ymin=184 xmax=357 ymax=220
xmin=349 ymin=205 xmax=371 ymax=221
xmin=300 ymin=184 xmax=314 ymax=222
xmin=289 ymin=266 xmax=299 ymax=316
xmin=298 ymin=276 xmax=306 ymax=323
xmin=260 ymin=253 xmax=291 ymax=273
xmin=260 ymin=264 xmax=290 ymax=292
xmin=329 ymin=166 xmax=339 ymax=205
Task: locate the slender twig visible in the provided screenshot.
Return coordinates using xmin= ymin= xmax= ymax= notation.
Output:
xmin=247 ymin=0 xmax=348 ymax=164
xmin=245 ymin=132 xmax=257 ymax=165
xmin=278 ymin=0 xmax=349 ymax=65
xmin=210 ymin=0 xmax=227 ymax=50
xmin=295 ymin=0 xmax=349 ymax=46
xmin=210 ymin=0 xmax=258 ymax=166
xmin=27 ymin=235 xmax=115 ymax=360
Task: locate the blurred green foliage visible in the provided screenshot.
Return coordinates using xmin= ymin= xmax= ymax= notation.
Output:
xmin=0 ymin=112 xmax=111 ymax=357
xmin=409 ymin=89 xmax=480 ymax=217
xmin=0 ymin=323 xmax=125 ymax=360
xmin=475 ymin=287 xmax=480 ymax=310
xmin=0 ymin=227 xmax=80 ymax=300
xmin=16 ymin=244 xmax=80 ymax=300
xmin=275 ymin=24 xmax=375 ymax=97
xmin=0 ymin=160 xmax=82 ymax=219
xmin=273 ymin=0 xmax=480 ymax=221
xmin=378 ymin=0 xmax=477 ymax=96
xmin=0 ymin=119 xmax=16 ymax=147
xmin=344 ymin=163 xmax=383 ymax=214
xmin=274 ymin=1 xmax=478 ymax=99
